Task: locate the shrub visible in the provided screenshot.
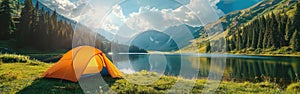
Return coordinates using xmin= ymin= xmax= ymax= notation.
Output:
xmin=248 ymin=48 xmax=255 ymax=51
xmin=287 ymin=47 xmax=293 ymax=51
xmin=255 ymin=48 xmax=262 ymax=54
xmin=0 ymin=54 xmax=30 ymax=63
xmin=286 ymin=82 xmax=300 ymax=92
xmin=27 ymin=60 xmax=43 ymax=66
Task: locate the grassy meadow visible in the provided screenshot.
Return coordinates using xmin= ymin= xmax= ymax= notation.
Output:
xmin=0 ymin=54 xmax=300 ymax=94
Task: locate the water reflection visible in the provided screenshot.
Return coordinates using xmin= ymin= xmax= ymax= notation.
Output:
xmin=114 ymin=54 xmax=300 ymax=82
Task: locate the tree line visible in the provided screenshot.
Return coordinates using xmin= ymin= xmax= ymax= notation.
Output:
xmin=0 ymin=0 xmax=74 ymax=50
xmin=17 ymin=0 xmax=74 ymax=50
xmin=0 ymin=0 xmax=147 ymax=53
xmin=221 ymin=1 xmax=300 ymax=53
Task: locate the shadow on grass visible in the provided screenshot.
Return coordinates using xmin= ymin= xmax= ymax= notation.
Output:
xmin=16 ymin=78 xmax=83 ymax=94
xmin=17 ymin=74 xmax=119 ymax=94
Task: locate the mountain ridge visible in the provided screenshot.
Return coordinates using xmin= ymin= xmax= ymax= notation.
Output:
xmin=181 ymin=0 xmax=300 ymax=54
xmin=121 ymin=24 xmax=203 ymax=51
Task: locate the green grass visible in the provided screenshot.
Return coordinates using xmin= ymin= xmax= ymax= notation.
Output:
xmin=0 ymin=54 xmax=299 ymax=94
xmin=0 ymin=54 xmax=31 ymax=63
xmin=0 ymin=54 xmax=45 ymax=65
xmin=226 ymin=46 xmax=300 ymax=57
xmin=110 ymin=71 xmax=289 ymax=94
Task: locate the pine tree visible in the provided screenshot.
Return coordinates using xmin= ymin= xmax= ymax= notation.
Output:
xmin=231 ymin=34 xmax=236 ymax=50
xmin=206 ymin=41 xmax=211 ymax=53
xmin=295 ymin=1 xmax=300 ymax=32
xmin=257 ymin=16 xmax=265 ymax=49
xmin=270 ymin=12 xmax=279 ymax=48
xmin=43 ymin=11 xmax=51 ymax=49
xmin=285 ymin=18 xmax=293 ymax=42
xmin=65 ymin=22 xmax=74 ymax=49
xmin=31 ymin=1 xmax=39 ymax=47
xmin=290 ymin=30 xmax=300 ymax=51
xmin=49 ymin=10 xmax=58 ymax=49
xmin=236 ymin=30 xmax=242 ymax=50
xmin=36 ymin=7 xmax=48 ymax=50
xmin=0 ymin=0 xmax=14 ymax=40
xmin=277 ymin=13 xmax=289 ymax=46
xmin=225 ymin=38 xmax=231 ymax=52
xmin=18 ymin=0 xmax=34 ymax=45
xmin=251 ymin=21 xmax=258 ymax=49
xmin=290 ymin=1 xmax=300 ymax=51
xmin=241 ymin=27 xmax=247 ymax=49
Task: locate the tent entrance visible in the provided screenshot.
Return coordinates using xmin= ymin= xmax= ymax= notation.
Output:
xmin=82 ymin=55 xmax=109 ymax=77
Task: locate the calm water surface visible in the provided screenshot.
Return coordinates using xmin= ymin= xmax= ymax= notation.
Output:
xmin=113 ymin=54 xmax=300 ymax=82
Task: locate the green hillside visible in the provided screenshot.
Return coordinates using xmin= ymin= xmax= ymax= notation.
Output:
xmin=182 ymin=0 xmax=300 ymax=55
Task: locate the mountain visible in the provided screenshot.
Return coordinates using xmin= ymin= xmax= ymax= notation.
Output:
xmin=130 ymin=24 xmax=203 ymax=51
xmin=207 ymin=0 xmax=283 ymax=34
xmin=131 ymin=30 xmax=178 ymax=51
xmin=182 ymin=0 xmax=300 ymax=54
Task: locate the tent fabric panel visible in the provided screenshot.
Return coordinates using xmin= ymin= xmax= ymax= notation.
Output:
xmin=72 ymin=46 xmax=101 ymax=80
xmin=41 ymin=46 xmax=82 ymax=76
xmin=60 ymin=46 xmax=82 ymax=60
xmin=83 ymin=56 xmax=103 ymax=74
xmin=95 ymin=55 xmax=104 ymax=72
xmin=43 ymin=64 xmax=77 ymax=82
xmin=41 ymin=59 xmax=77 ymax=82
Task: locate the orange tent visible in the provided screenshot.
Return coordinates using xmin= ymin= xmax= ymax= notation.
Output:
xmin=42 ymin=46 xmax=123 ymax=82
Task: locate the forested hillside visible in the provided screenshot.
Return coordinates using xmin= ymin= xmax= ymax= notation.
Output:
xmin=0 ymin=0 xmax=77 ymax=51
xmin=227 ymin=5 xmax=300 ymax=51
xmin=17 ymin=0 xmax=75 ymax=50
xmin=0 ymin=0 xmax=146 ymax=53
xmin=182 ymin=0 xmax=300 ymax=55
xmin=225 ymin=0 xmax=300 ymax=54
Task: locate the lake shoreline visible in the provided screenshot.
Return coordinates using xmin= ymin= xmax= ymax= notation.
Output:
xmin=228 ymin=53 xmax=300 ymax=58
xmin=148 ymin=51 xmax=300 ymax=57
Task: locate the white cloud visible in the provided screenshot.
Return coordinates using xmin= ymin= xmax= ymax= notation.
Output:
xmin=40 ymin=0 xmax=100 ymax=21
xmin=122 ymin=0 xmax=224 ymax=32
xmin=97 ymin=4 xmax=128 ymax=32
xmin=125 ymin=7 xmax=181 ymax=32
xmin=102 ymin=24 xmax=119 ymax=31
xmin=41 ymin=0 xmax=76 ymax=16
xmin=73 ymin=0 xmax=123 ymax=31
xmin=185 ymin=0 xmax=224 ymax=23
xmin=112 ymin=5 xmax=127 ymax=22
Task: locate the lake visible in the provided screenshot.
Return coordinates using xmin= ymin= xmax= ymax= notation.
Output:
xmin=113 ymin=54 xmax=300 ymax=83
